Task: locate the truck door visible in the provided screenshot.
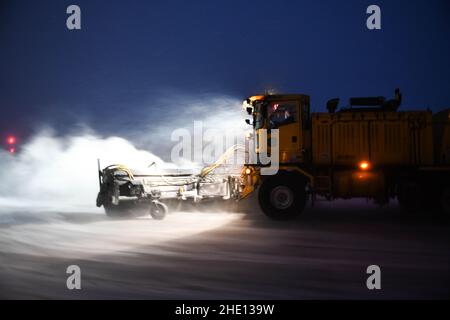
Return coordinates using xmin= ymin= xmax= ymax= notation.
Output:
xmin=266 ymin=100 xmax=303 ymax=163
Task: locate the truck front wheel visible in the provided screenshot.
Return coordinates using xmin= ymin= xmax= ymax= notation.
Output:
xmin=258 ymin=173 xmax=307 ymax=220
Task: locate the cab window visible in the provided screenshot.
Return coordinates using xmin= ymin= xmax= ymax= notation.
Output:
xmin=268 ymin=101 xmax=297 ymax=129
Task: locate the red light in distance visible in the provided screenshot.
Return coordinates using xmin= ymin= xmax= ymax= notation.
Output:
xmin=7 ymin=136 xmax=16 ymax=145
xmin=9 ymin=147 xmax=16 ymax=154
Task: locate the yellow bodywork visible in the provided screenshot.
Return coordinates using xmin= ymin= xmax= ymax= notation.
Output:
xmin=239 ymin=166 xmax=260 ymax=200
xmin=105 ymin=164 xmax=135 ymax=180
xmin=240 ymin=93 xmax=448 ymax=200
xmin=311 ymin=111 xmax=434 ymax=167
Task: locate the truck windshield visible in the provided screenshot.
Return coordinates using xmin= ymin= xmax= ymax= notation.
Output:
xmin=253 ymin=101 xmax=298 ymax=130
xmin=268 ymin=102 xmax=297 ymax=129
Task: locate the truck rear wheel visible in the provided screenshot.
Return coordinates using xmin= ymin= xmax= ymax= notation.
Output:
xmin=258 ymin=173 xmax=307 ymax=220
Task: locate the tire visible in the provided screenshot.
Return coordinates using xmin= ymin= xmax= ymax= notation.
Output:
xmin=397 ymin=181 xmax=423 ymax=214
xmin=258 ymin=173 xmax=307 ymax=220
xmin=150 ymin=201 xmax=168 ymax=220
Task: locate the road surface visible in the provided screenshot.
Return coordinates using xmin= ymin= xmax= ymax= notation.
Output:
xmin=1 ymin=197 xmax=449 ymax=299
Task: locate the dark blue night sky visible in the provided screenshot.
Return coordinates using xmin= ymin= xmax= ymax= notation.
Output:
xmin=1 ymin=0 xmax=450 ymax=141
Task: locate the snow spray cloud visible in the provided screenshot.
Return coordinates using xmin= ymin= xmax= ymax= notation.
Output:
xmin=0 ymin=130 xmax=168 ymax=211
xmin=125 ymin=93 xmax=251 ymax=163
xmin=135 ymin=93 xmax=279 ymax=175
xmin=0 ymin=93 xmax=251 ymax=211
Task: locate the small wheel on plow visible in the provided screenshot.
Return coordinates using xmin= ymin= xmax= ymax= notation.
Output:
xmin=149 ymin=201 xmax=168 ymax=220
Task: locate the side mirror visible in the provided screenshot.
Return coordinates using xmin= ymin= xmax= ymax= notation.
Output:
xmin=245 ymin=119 xmax=252 ymax=125
xmin=246 ymin=107 xmax=253 ymax=115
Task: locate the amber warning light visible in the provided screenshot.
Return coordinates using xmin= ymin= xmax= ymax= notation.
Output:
xmin=359 ymin=161 xmax=371 ymax=171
